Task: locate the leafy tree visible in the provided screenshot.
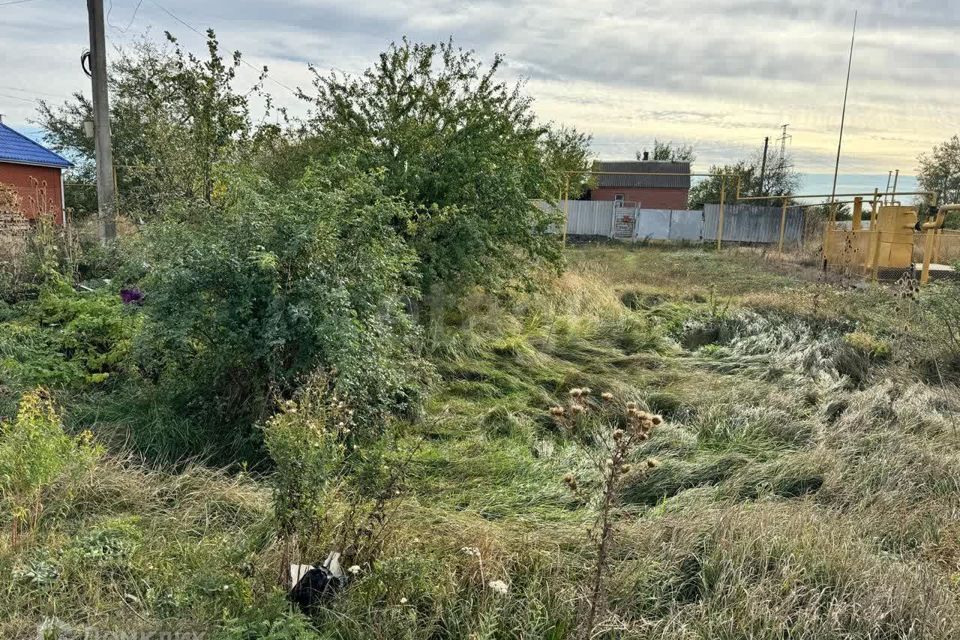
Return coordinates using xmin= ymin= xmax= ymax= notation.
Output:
xmin=299 ymin=38 xmax=590 ymax=301
xmin=638 ymin=139 xmax=695 ymax=163
xmin=689 ymin=150 xmax=799 ymax=210
xmin=917 ymin=136 xmax=960 ymax=228
xmin=37 ymin=30 xmax=265 ymax=219
xmin=136 ymin=160 xmax=426 ymax=451
xmin=543 ymin=126 xmax=593 ymax=200
xmin=688 ymin=160 xmax=752 ymax=210
xmin=808 ymin=200 xmax=852 ymax=221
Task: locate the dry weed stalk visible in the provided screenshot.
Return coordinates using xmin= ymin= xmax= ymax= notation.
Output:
xmin=552 ymin=391 xmax=662 ymax=639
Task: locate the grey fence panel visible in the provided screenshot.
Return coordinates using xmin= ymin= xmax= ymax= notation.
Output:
xmin=634 ymin=209 xmax=671 ymax=240
xmin=703 ymin=204 xmax=804 ymax=244
xmin=669 ymin=210 xmax=704 ymax=241
xmin=534 ymin=200 xmax=612 ymax=236
xmin=536 ymin=201 xmax=803 ymax=245
xmin=563 ymin=200 xmax=615 ymax=236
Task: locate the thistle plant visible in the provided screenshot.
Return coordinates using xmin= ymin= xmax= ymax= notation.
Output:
xmin=552 ymin=393 xmax=662 ymax=639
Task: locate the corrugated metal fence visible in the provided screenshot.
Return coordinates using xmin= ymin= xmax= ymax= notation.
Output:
xmin=703 ymin=204 xmax=804 ymax=244
xmin=555 ymin=200 xmax=616 ymax=236
xmin=536 ymin=200 xmax=805 ymax=245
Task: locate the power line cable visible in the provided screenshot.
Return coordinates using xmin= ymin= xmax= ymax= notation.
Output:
xmin=0 ymin=0 xmax=43 ymax=6
xmin=122 ymin=0 xmax=144 ymax=32
xmin=146 ymin=0 xmax=299 ymax=96
xmin=0 ymin=93 xmax=39 ymax=103
xmin=0 ymin=85 xmax=74 ymax=100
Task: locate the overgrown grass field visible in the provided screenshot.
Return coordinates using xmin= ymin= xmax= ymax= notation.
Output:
xmin=4 ymin=244 xmax=960 ymax=639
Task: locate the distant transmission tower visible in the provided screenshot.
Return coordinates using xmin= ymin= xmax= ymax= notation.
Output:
xmin=777 ymin=124 xmax=792 ymax=161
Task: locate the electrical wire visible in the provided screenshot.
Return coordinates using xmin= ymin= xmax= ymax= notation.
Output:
xmin=0 ymin=0 xmax=43 ymax=6
xmin=121 ymin=0 xmax=144 ymax=32
xmin=147 ymin=0 xmax=299 ymax=96
xmin=0 ymin=93 xmax=38 ymax=103
xmin=0 ymin=85 xmax=73 ymax=100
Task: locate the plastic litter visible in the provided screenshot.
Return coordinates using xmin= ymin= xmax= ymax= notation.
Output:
xmin=288 ymin=551 xmax=346 ymax=612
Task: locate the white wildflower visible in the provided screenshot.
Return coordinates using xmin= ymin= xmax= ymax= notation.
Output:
xmin=487 ymin=579 xmax=509 ymax=595
xmin=399 ymin=597 xmax=408 ymax=604
xmin=347 ymin=565 xmax=361 ymax=575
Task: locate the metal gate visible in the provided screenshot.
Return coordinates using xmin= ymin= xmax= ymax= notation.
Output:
xmin=611 ymin=201 xmax=639 ymax=239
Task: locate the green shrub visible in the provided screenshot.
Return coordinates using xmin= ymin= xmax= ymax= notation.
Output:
xmin=136 ymin=161 xmax=427 ymax=448
xmin=301 ymin=39 xmax=589 ymax=302
xmin=918 ymin=282 xmax=960 ymax=380
xmin=0 ymin=280 xmax=136 ymax=395
xmin=217 ymin=592 xmax=319 ymax=640
xmin=0 ymin=390 xmax=101 ymax=537
xmin=34 ymin=279 xmax=137 ymax=384
xmin=262 ymin=377 xmax=347 ymax=557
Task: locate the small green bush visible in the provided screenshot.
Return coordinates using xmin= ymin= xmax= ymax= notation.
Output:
xmin=0 ymin=390 xmax=101 ymax=536
xmin=262 ymin=377 xmax=347 ymax=555
xmin=217 ymin=592 xmax=319 ymax=640
xmin=34 ymin=279 xmax=137 ymax=384
xmin=136 ymin=161 xmax=427 ymax=448
xmin=0 ymin=280 xmax=136 ymax=396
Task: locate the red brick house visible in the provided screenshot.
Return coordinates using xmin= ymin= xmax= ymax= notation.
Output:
xmin=0 ymin=121 xmax=72 ymax=225
xmin=588 ymin=160 xmax=691 ymax=210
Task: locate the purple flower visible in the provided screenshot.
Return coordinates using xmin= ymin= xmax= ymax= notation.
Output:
xmin=120 ymin=287 xmax=144 ymax=305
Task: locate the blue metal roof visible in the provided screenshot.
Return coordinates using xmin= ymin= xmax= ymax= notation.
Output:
xmin=0 ymin=123 xmax=72 ymax=169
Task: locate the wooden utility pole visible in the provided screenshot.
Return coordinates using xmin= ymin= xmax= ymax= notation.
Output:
xmin=758 ymin=136 xmax=769 ymax=197
xmin=87 ymin=0 xmax=116 ymax=243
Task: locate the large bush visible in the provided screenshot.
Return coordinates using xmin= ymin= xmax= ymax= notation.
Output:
xmin=136 ymin=160 xmax=426 ymax=447
xmin=301 ymin=39 xmax=589 ymax=301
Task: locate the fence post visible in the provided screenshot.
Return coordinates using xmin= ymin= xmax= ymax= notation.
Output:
xmin=562 ymin=176 xmax=569 ymax=247
xmin=716 ymin=178 xmax=726 ymax=250
xmin=921 ymin=219 xmax=936 ymax=285
xmin=778 ymin=200 xmax=787 ymax=252
xmin=864 ymin=189 xmax=880 ymax=277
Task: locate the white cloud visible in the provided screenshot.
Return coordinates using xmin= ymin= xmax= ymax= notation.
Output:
xmin=2 ymin=0 xmax=958 ymax=174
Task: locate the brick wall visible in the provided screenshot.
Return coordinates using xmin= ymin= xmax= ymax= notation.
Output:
xmin=0 ymin=162 xmax=64 ymax=224
xmin=0 ymin=185 xmax=31 ymax=261
xmin=589 ymin=187 xmax=689 ymax=210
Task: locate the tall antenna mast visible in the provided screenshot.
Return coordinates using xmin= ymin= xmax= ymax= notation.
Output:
xmin=830 ymin=10 xmax=858 ymax=205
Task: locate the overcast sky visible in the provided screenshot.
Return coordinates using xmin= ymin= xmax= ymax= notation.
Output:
xmin=3 ymin=0 xmax=959 ymax=176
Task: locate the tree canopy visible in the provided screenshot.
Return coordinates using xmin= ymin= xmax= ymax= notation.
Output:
xmin=688 ymin=150 xmax=799 ymax=209
xmin=37 ymin=31 xmax=268 ymax=219
xmin=917 ymin=135 xmax=960 ymax=209
xmin=637 ymin=139 xmax=696 ymax=164
xmin=299 ymin=38 xmax=590 ymax=299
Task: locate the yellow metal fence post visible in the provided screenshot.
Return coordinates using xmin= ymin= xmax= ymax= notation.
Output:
xmin=562 ymin=176 xmax=570 ymax=247
xmin=823 ymin=203 xmax=833 ymax=271
xmin=717 ymin=178 xmax=726 ymax=250
xmin=921 ymin=220 xmax=935 ymax=285
xmin=851 ymin=196 xmax=863 ymax=231
xmin=867 ymin=189 xmax=881 ymax=280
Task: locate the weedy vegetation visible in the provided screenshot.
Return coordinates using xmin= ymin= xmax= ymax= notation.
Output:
xmin=3 ymin=32 xmax=960 ymax=640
